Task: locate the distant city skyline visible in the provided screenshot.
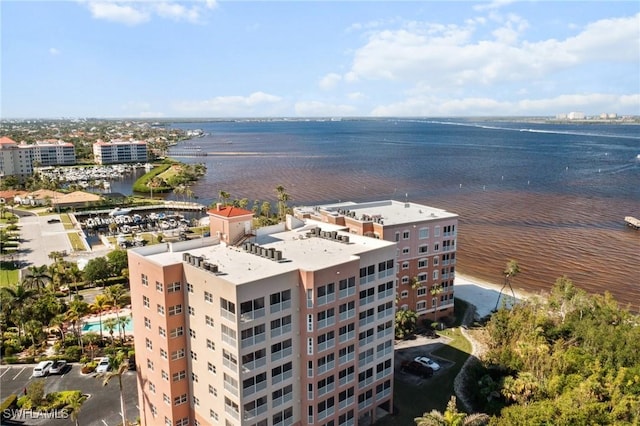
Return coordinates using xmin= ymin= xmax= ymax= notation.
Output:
xmin=2 ymin=1 xmax=639 ymax=119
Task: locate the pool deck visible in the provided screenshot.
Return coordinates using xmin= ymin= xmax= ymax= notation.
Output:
xmin=80 ymin=307 xmax=133 ymax=336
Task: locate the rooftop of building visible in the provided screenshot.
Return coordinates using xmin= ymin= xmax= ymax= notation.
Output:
xmin=295 ymin=199 xmax=458 ymax=226
xmin=130 ymin=222 xmax=395 ymax=285
xmin=0 ymin=136 xmax=17 ymax=146
xmin=93 ymin=139 xmax=147 ymax=146
xmin=207 ymin=204 xmax=254 ymax=218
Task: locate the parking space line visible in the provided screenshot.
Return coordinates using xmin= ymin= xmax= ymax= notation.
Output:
xmin=12 ymin=367 xmax=26 ymax=380
xmin=102 ymin=420 xmax=109 ymax=426
xmin=0 ymin=367 xmax=11 ymax=378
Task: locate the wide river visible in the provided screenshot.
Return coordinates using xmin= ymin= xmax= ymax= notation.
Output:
xmin=167 ymin=119 xmax=640 ymax=309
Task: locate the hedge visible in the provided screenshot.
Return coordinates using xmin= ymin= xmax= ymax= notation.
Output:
xmin=1 ymin=394 xmax=18 ymax=412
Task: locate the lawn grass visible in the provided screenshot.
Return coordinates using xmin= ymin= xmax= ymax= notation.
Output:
xmin=0 ymin=262 xmax=20 ymax=287
xmin=67 ymin=232 xmax=86 ymax=251
xmin=60 ymin=213 xmax=75 ymax=230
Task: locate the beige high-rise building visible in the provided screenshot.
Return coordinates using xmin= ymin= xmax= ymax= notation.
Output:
xmin=294 ymin=200 xmax=458 ymax=322
xmin=128 ymin=206 xmax=397 ymax=426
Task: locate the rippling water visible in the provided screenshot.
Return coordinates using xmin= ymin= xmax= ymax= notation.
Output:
xmin=169 ymin=119 xmax=640 ymax=308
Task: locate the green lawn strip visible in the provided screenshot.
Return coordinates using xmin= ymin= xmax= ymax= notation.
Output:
xmin=67 ymin=232 xmax=86 ymax=251
xmin=60 ymin=213 xmax=75 ymax=230
xmin=0 ymin=263 xmax=20 ymax=287
xmin=132 ymin=163 xmax=172 ymax=193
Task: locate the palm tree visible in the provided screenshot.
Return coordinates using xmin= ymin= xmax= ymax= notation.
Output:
xmin=65 ymin=299 xmax=89 ymax=353
xmin=414 ymin=396 xmax=490 ymax=426
xmin=90 ymin=295 xmax=111 ymax=341
xmin=97 ymin=350 xmax=129 ymax=426
xmin=431 ymin=284 xmax=444 ymax=322
xmin=218 ymin=190 xmax=231 ymax=206
xmin=103 ymin=317 xmax=118 ymax=347
xmin=117 ymin=315 xmax=129 ymax=344
xmin=275 ymin=185 xmax=290 ymax=221
xmin=22 ymin=265 xmax=52 ymax=293
xmin=66 ymin=392 xmax=86 ymax=426
xmin=24 ymin=319 xmax=44 ymax=356
xmin=104 ymin=284 xmax=127 ymax=341
xmin=494 ymin=259 xmax=520 ymax=311
xmin=0 ymin=284 xmax=37 ymax=338
xmin=395 ymin=308 xmax=418 ymax=339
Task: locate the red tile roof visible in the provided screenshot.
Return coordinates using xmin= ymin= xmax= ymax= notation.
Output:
xmin=207 ymin=205 xmax=254 ymax=218
xmin=0 ymin=136 xmax=17 ymax=145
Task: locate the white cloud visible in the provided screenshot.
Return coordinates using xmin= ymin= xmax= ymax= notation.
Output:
xmin=173 ymin=92 xmax=285 ymax=116
xmin=369 ymin=92 xmax=638 ymax=117
xmin=319 ymin=73 xmax=342 ymax=90
xmin=85 ymin=2 xmax=150 ymax=26
xmin=81 ymin=0 xmax=217 ymax=25
xmin=294 ymin=101 xmax=357 ymax=117
xmin=49 ymin=47 xmax=61 ymax=56
xmin=347 ymin=92 xmax=365 ymax=101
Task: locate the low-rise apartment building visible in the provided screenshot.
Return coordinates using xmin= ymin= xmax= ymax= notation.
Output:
xmin=128 ymin=208 xmax=397 ymax=426
xmin=32 ymin=139 xmax=76 ymax=166
xmin=0 ymin=137 xmax=77 ymax=176
xmin=93 ymin=140 xmax=148 ymax=164
xmin=294 ymin=200 xmax=458 ymax=322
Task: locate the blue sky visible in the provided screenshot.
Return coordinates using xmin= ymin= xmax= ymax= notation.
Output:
xmin=2 ymin=1 xmax=639 ymax=118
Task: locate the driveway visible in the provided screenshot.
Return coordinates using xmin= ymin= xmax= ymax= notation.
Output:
xmin=0 ymin=363 xmax=138 ymax=426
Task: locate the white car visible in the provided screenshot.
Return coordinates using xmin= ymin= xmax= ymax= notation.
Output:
xmin=33 ymin=361 xmax=53 ymax=377
xmin=49 ymin=360 xmax=67 ymax=374
xmin=414 ymin=356 xmax=441 ymax=371
xmin=96 ymin=357 xmax=111 ymax=373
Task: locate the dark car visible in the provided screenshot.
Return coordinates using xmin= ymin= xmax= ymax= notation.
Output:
xmin=401 ymin=360 xmax=433 ymax=378
xmin=47 ymin=218 xmax=61 ymax=224
xmin=127 ymin=355 xmax=136 ymax=371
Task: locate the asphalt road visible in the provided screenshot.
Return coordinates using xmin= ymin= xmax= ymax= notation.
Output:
xmin=0 ymin=363 xmax=139 ymax=426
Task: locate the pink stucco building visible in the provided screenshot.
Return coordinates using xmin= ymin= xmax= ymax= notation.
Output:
xmin=128 ymin=207 xmax=397 ymax=426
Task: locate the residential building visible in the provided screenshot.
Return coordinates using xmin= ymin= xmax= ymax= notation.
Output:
xmin=0 ymin=137 xmax=34 ymax=177
xmin=0 ymin=137 xmax=77 ymax=177
xmin=32 ymin=139 xmax=76 ymax=166
xmin=128 ymin=208 xmax=397 ymax=426
xmin=93 ymin=140 xmax=148 ymax=164
xmin=294 ymin=200 xmax=458 ymax=321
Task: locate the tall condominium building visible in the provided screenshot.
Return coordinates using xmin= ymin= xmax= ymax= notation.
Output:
xmin=1 ymin=137 xmax=77 ymax=177
xmin=33 ymin=139 xmax=76 ymax=166
xmin=294 ymin=200 xmax=458 ymax=322
xmin=128 ymin=206 xmax=397 ymax=426
xmin=1 ymin=137 xmax=33 ymax=177
xmin=93 ymin=140 xmax=147 ymax=164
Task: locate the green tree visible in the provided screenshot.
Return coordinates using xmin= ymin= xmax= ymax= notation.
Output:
xmin=22 ymin=264 xmax=52 ymax=293
xmin=83 ymin=257 xmax=110 ymax=288
xmin=90 ymin=294 xmax=111 ymax=341
xmin=24 ymin=319 xmax=44 ymax=355
xmin=395 ymin=308 xmax=418 ymax=339
xmin=275 ymin=185 xmax=290 ymax=221
xmin=414 ymin=396 xmax=490 ymax=426
xmin=431 ymin=284 xmax=444 ymax=322
xmin=106 ymin=249 xmax=128 ymax=277
xmin=65 ymin=392 xmax=86 ymax=426
xmin=104 ymin=284 xmax=128 ymax=341
xmin=494 ymin=260 xmax=520 ymax=311
xmin=218 ymin=190 xmax=231 ymax=206
xmin=0 ymin=283 xmax=36 ymax=338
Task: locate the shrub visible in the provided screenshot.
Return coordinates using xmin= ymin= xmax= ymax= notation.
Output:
xmin=0 ymin=394 xmax=18 ymax=411
xmin=2 ymin=356 xmax=19 ymax=364
xmin=64 ymin=346 xmax=82 ymax=361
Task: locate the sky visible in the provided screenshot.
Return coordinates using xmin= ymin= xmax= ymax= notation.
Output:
xmin=1 ymin=1 xmax=639 ymax=118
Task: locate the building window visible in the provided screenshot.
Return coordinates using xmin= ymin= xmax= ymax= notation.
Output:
xmin=419 ymin=245 xmax=428 ymax=254
xmin=156 ymin=304 xmax=164 ymax=316
xmin=394 ymin=232 xmax=400 ymax=242
xmin=400 ymin=290 xmax=409 ymax=299
xmin=402 ymin=247 xmax=410 ymax=255
xmin=191 ymin=351 xmax=198 ymax=360
xmin=149 ymin=382 xmax=156 ymax=393
xmin=417 ymin=301 xmax=427 ymax=311
xmin=220 ymin=298 xmax=236 ymax=319
xmin=156 ymin=281 xmax=163 ymax=292
xmin=168 ymin=304 xmax=183 ymax=316
xmin=188 ymin=306 xmax=195 ymax=316
xmin=402 ymin=231 xmax=410 ymax=239
xmin=418 ymin=258 xmax=428 ymax=269
xmin=205 ymin=291 xmax=213 ymax=303
xmin=434 ymin=256 xmax=439 ymax=266
xmin=160 ymin=349 xmax=167 ymax=360
xmin=158 ymin=327 xmax=166 ymax=338
xmin=189 ymin=328 xmax=196 ymax=338
xmin=419 ymin=227 xmax=429 ymax=239
xmin=174 ymin=393 xmax=187 ymax=405
xmin=145 ymin=338 xmax=152 ymax=350
xmin=171 ymin=349 xmax=185 ymax=360
xmin=144 ymin=317 xmax=151 ymax=329
xmin=169 ymin=327 xmax=183 ymax=338
xmin=206 ymin=315 xmax=214 ymax=327
xmin=417 ymin=287 xmax=427 ymax=296
xmin=167 ymin=282 xmax=181 ymax=293
xmin=147 ymin=359 xmax=154 ymax=370
xmin=143 ymin=296 xmax=150 ymax=308
xmin=435 ymin=225 xmax=440 ymax=237
xmin=172 ymin=370 xmax=186 ymax=381
xmin=270 ymin=289 xmax=292 ymax=313
xmin=186 ymin=282 xmax=194 ymax=293
xmin=208 ymin=362 xmax=216 ymax=374
xmin=161 ymin=370 xmax=168 ymax=381
xmin=207 ymin=339 xmax=215 ymax=351
xmin=192 ymin=372 xmax=198 ymax=382
xmin=402 ymin=262 xmax=409 ymax=270
xmin=141 ymin=274 xmax=148 ymax=287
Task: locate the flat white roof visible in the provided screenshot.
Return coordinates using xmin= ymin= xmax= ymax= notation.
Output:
xmin=297 ymin=199 xmax=458 ymax=226
xmin=132 ymin=225 xmax=395 ymax=285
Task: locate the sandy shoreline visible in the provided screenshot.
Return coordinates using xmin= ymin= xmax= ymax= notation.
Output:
xmin=454 ymin=273 xmax=541 ymax=319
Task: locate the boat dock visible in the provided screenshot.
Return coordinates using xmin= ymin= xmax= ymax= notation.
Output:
xmin=624 ymin=216 xmax=640 ymax=230
xmin=74 ymin=201 xmax=207 ymax=217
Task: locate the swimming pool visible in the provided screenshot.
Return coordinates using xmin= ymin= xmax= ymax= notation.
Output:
xmin=81 ymin=315 xmax=134 ymax=333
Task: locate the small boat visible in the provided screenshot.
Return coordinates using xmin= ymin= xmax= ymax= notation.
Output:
xmin=109 ymin=207 xmax=132 ymax=216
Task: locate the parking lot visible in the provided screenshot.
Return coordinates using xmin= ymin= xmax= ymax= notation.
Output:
xmin=394 ymin=334 xmax=454 ymax=386
xmin=0 ymin=363 xmax=139 ymax=425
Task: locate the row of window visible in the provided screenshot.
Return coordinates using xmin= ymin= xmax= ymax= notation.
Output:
xmin=394 ymin=224 xmax=455 ymax=241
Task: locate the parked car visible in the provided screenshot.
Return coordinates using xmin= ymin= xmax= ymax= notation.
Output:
xmin=32 ymin=360 xmax=53 ymax=377
xmin=49 ymin=360 xmax=68 ymax=374
xmin=401 ymin=360 xmax=433 ymax=378
xmin=96 ymin=357 xmax=111 ymax=373
xmin=414 ymin=356 xmax=441 ymax=371
xmin=47 ymin=218 xmax=61 ymax=224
